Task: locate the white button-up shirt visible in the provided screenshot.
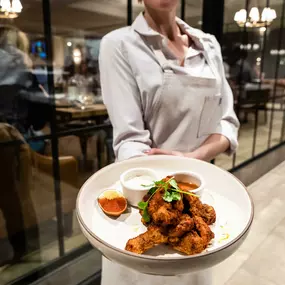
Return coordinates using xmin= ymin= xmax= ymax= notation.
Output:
xmin=99 ymin=13 xmax=239 ymax=161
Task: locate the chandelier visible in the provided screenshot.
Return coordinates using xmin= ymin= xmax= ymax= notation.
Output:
xmin=234 ymin=7 xmax=277 ymax=28
xmin=0 ymin=0 xmax=22 ymax=19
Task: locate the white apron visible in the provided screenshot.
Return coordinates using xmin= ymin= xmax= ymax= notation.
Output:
xmin=102 ymin=39 xmax=221 ymax=285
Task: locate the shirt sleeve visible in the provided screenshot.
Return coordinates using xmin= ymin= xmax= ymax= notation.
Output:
xmin=99 ymin=36 xmax=152 ymax=161
xmin=210 ymin=36 xmax=240 ymax=155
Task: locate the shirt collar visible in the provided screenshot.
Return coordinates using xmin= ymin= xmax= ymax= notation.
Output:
xmin=132 ymin=12 xmax=160 ymax=36
xmin=132 ymin=12 xmax=205 ymax=50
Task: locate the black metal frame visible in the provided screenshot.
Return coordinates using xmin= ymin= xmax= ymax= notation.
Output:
xmin=269 ymin=0 xmax=285 ymax=147
xmin=127 ymin=0 xmax=132 ymax=25
xmin=42 ymin=0 xmax=65 ymax=258
xmin=181 ymin=0 xmax=185 ymax=21
xmin=250 ymin=0 xmax=270 ymax=157
xmin=202 ymin=0 xmax=225 ymax=43
xmin=3 ymin=0 xmax=285 ymax=284
xmin=230 ymin=139 xmax=285 ymax=173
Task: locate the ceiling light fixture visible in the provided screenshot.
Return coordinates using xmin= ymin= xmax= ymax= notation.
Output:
xmin=0 ymin=0 xmax=22 ymax=19
xmin=234 ymin=6 xmax=277 ymax=28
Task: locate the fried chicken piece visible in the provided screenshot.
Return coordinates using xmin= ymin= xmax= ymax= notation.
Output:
xmin=169 ymin=216 xmax=214 ymax=255
xmin=170 ymin=231 xmax=207 ymax=255
xmin=145 ymin=185 xmax=183 ymax=226
xmin=168 ymin=214 xmax=194 ymax=238
xmin=147 ymin=188 xmax=166 ymax=217
xmin=151 ymin=203 xmax=181 ymax=227
xmin=125 ymin=226 xmax=168 ymax=254
xmin=194 ymin=216 xmax=215 ymax=244
xmin=201 ymin=204 xmax=216 ymax=225
xmin=185 ymin=195 xmax=216 ymax=225
xmin=173 ymin=196 xmax=184 ymax=212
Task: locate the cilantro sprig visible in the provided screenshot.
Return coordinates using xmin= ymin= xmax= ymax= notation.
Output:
xmin=137 ymin=177 xmax=198 ymax=223
xmin=137 ymin=186 xmax=156 ymax=223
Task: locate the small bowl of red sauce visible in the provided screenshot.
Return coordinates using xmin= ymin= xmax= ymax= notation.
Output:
xmin=98 ymin=190 xmax=127 ymax=217
xmin=169 ymin=171 xmax=205 ymax=197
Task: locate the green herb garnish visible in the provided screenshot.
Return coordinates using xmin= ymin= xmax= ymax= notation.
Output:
xmin=148 ymin=187 xmax=157 ymax=195
xmin=169 ymin=178 xmax=179 ymax=190
xmin=138 ymin=177 xmax=198 ymax=223
xmin=137 ymin=201 xmax=150 ymax=222
xmin=163 ymin=190 xmax=181 ymax=202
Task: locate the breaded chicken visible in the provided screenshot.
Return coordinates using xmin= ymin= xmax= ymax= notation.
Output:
xmin=168 ymin=214 xmax=194 ymax=238
xmin=194 ymin=216 xmax=215 ymax=244
xmin=170 ymin=231 xmax=207 ymax=255
xmin=147 ymin=188 xmax=167 ymax=217
xmin=185 ymin=194 xmax=216 ymax=225
xmin=151 ymin=203 xmax=181 ymax=227
xmin=146 ymin=184 xmax=184 ymax=226
xmin=125 ymin=226 xmax=168 ymax=254
xmin=126 ymin=176 xmax=216 ymax=256
xmin=169 ymin=216 xmax=214 ymax=255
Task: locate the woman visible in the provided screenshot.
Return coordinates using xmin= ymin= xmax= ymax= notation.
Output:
xmin=0 ymin=26 xmax=46 ymax=265
xmin=0 ymin=25 xmax=51 ymax=152
xmin=99 ymin=0 xmax=239 ymax=284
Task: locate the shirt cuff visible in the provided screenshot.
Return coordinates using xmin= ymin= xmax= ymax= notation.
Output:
xmin=214 ymin=120 xmax=239 ymax=155
xmin=117 ymin=141 xmax=151 ymax=161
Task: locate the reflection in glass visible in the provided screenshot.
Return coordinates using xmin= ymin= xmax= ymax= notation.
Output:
xmin=0 ymin=135 xmax=63 ymax=283
xmin=49 ymin=0 xmax=122 ymax=260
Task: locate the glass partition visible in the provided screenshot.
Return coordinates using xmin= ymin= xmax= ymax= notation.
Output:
xmin=216 ymin=0 xmax=285 ymax=170
xmin=1 ymin=0 xmax=285 ymax=284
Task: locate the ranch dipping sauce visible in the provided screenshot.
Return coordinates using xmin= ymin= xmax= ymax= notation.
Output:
xmin=124 ymin=175 xmax=154 ymax=190
xmin=120 ymin=168 xmax=158 ymax=206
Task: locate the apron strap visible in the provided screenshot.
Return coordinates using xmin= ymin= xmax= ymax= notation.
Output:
xmin=143 ymin=36 xmax=174 ymax=72
xmin=199 ymin=39 xmax=222 ymax=88
xmin=151 ymin=47 xmax=174 ymax=72
xmin=151 ymin=47 xmax=168 ymax=66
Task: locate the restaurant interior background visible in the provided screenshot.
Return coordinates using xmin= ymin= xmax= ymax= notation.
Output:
xmin=0 ymin=0 xmax=285 ymax=284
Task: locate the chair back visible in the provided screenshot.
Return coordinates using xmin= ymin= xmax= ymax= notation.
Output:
xmin=240 ymin=88 xmax=270 ymax=106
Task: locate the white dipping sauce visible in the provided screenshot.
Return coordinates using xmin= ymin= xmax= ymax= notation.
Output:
xmin=124 ymin=175 xmax=154 ymax=191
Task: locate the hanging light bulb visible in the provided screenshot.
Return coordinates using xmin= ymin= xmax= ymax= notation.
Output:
xmin=11 ymin=0 xmax=22 ymax=13
xmin=269 ymin=8 xmax=277 ymax=20
xmin=234 ymin=11 xmax=239 ymax=22
xmin=249 ymin=7 xmax=260 ymax=22
xmin=262 ymin=7 xmax=277 ymax=22
xmin=261 ymin=7 xmax=269 ymax=22
xmin=234 ymin=9 xmax=247 ymax=24
xmin=0 ymin=0 xmax=11 ymax=12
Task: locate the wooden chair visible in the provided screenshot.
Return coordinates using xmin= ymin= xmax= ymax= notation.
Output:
xmin=236 ymin=88 xmax=270 ymax=124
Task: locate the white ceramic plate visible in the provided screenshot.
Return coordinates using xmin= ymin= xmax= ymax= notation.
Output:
xmin=77 ymin=156 xmax=254 ymax=276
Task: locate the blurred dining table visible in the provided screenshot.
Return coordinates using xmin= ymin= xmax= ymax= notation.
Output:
xmin=54 ymin=98 xmax=111 ymax=170
xmin=56 ymin=103 xmax=108 ymax=124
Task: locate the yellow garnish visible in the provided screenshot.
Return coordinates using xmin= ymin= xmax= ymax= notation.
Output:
xmin=101 ymin=190 xmax=123 ymax=200
xmin=219 ymin=233 xmax=230 ymax=243
xmin=133 ymin=226 xmax=140 ymax=232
